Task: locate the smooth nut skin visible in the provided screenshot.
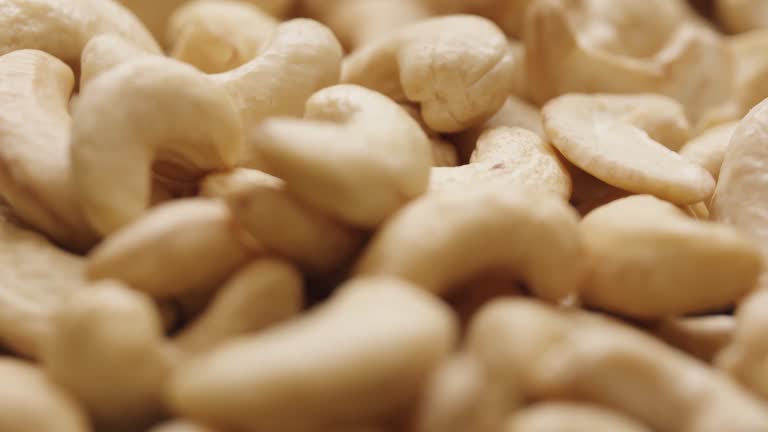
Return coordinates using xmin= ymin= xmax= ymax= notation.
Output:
xmin=0 ymin=50 xmax=96 ymax=250
xmin=0 ymin=358 xmax=90 ymax=432
xmin=354 ymin=184 xmax=586 ymax=302
xmin=254 ymin=84 xmax=432 ymax=228
xmin=0 ymin=0 xmax=160 ymax=68
xmin=343 ymin=15 xmax=515 ymax=133
xmin=505 ymin=402 xmax=652 ymax=432
xmin=70 ymin=57 xmax=243 ymax=235
xmin=680 ymin=121 xmax=739 ymax=179
xmin=168 ymin=277 xmax=457 ymax=431
xmin=79 ymin=34 xmax=155 ymax=89
xmin=543 ymin=94 xmax=715 ymax=204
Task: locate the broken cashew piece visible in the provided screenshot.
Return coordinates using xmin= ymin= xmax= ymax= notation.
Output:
xmin=505 ymin=402 xmax=652 ymax=432
xmin=168 ymin=277 xmax=457 ymax=431
xmin=430 ymin=127 xmax=571 ymax=199
xmin=355 ymin=184 xmax=586 ymax=302
xmin=543 ymin=93 xmax=714 ymax=204
xmin=679 ymin=121 xmax=739 ymax=180
xmin=253 ymin=84 xmax=432 ymax=228
xmin=343 ymin=15 xmax=515 ymax=133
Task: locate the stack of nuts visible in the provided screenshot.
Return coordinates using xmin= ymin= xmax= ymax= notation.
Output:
xmin=5 ymin=0 xmax=768 ymax=431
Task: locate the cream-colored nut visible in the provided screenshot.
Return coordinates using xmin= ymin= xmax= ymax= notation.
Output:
xmin=0 ymin=204 xmax=85 ymax=358
xmin=543 ymin=94 xmax=714 ymax=204
xmin=581 ymin=195 xmax=762 ymax=319
xmin=167 ymin=0 xmax=278 ymax=74
xmin=711 ymin=98 xmax=768 ymax=258
xmin=253 ymin=84 xmax=432 ymax=228
xmin=174 ymin=258 xmax=304 ymax=353
xmin=0 ymin=50 xmax=96 ymax=249
xmin=70 ymin=57 xmax=243 ymax=235
xmin=717 ymin=0 xmax=768 ymax=33
xmin=680 ymin=121 xmax=739 ymax=179
xmin=525 ymin=0 xmax=731 ymax=120
xmin=169 ymin=277 xmax=457 ymax=431
xmin=0 ymin=358 xmax=90 ymax=432
xmin=355 ymin=185 xmax=586 ymax=302
xmin=421 ymin=0 xmax=535 ymax=38
xmin=468 ymin=298 xmax=768 ymax=432
xmin=0 ymin=0 xmax=160 ymax=69
xmin=88 ymin=198 xmax=254 ymax=299
xmin=148 ymin=420 xmax=215 ymax=432
xmin=505 ymin=402 xmax=652 ymax=432
xmin=651 ymin=315 xmax=735 ymax=363
xmin=79 ymin=33 xmax=157 ymax=89
xmin=343 ymin=15 xmax=516 ymax=133
xmin=430 ymin=127 xmax=571 ymax=199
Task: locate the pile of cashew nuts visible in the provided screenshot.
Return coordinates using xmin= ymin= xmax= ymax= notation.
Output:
xmin=5 ymin=0 xmax=768 ymax=431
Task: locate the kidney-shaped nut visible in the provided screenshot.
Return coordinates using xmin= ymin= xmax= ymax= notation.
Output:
xmin=343 ymin=15 xmax=515 ymax=133
xmin=0 ymin=0 xmax=160 ymax=68
xmin=253 ymin=84 xmax=432 ymax=228
xmin=430 ymin=127 xmax=571 ymax=199
xmin=717 ymin=0 xmax=768 ymax=33
xmin=79 ymin=33 xmax=157 ymax=90
xmin=525 ymin=0 xmax=731 ymax=120
xmin=354 ymin=184 xmax=586 ymax=302
xmin=0 ymin=50 xmax=96 ymax=250
xmin=87 ymin=198 xmax=254 ymax=299
xmin=679 ymin=121 xmax=739 ymax=180
xmin=505 ymin=402 xmax=652 ymax=432
xmin=70 ymin=57 xmax=243 ymax=235
xmin=543 ymin=93 xmax=714 ymax=204
xmin=581 ymin=195 xmax=762 ymax=319
xmin=168 ymin=277 xmax=457 ymax=431
xmin=0 ymin=358 xmax=89 ymax=432
xmin=167 ymin=0 xmax=278 ymax=74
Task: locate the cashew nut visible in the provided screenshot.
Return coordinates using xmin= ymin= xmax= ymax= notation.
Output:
xmin=420 ymin=0 xmax=535 ymax=38
xmin=505 ymin=402 xmax=652 ymax=432
xmin=716 ymin=0 xmax=768 ymax=33
xmin=679 ymin=121 xmax=739 ymax=179
xmin=354 ymin=184 xmax=586 ymax=302
xmin=651 ymin=315 xmax=735 ymax=363
xmin=79 ymin=33 xmax=158 ymax=89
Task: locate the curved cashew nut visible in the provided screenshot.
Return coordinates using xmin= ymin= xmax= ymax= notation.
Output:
xmin=354 ymin=184 xmax=586 ymax=302
xmin=505 ymin=402 xmax=652 ymax=432
xmin=167 ymin=0 xmax=278 ymax=74
xmin=430 ymin=127 xmax=571 ymax=199
xmin=253 ymin=84 xmax=432 ymax=228
xmin=543 ymin=94 xmax=714 ymax=204
xmin=70 ymin=57 xmax=243 ymax=235
xmin=679 ymin=121 xmax=739 ymax=179
xmin=343 ymin=15 xmax=516 ymax=133
xmin=0 ymin=358 xmax=89 ymax=432
xmin=168 ymin=277 xmax=457 ymax=430
xmin=0 ymin=50 xmax=96 ymax=249
xmin=580 ymin=195 xmax=762 ymax=319
xmin=717 ymin=0 xmax=768 ymax=33
xmin=0 ymin=0 xmax=160 ymax=68
xmin=80 ymin=33 xmax=157 ymax=89
xmin=525 ymin=0 xmax=731 ymax=120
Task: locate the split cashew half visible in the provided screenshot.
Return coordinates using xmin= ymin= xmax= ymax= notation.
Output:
xmin=354 ymin=184 xmax=586 ymax=302
xmin=343 ymin=15 xmax=516 ymax=133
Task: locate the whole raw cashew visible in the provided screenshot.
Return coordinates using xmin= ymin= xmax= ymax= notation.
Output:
xmin=0 ymin=50 xmax=96 ymax=249
xmin=253 ymin=84 xmax=432 ymax=228
xmin=525 ymin=0 xmax=731 ymax=120
xmin=717 ymin=0 xmax=768 ymax=33
xmin=468 ymin=298 xmax=768 ymax=432
xmin=543 ymin=93 xmax=714 ymax=204
xmin=580 ymin=195 xmax=762 ymax=319
xmin=343 ymin=15 xmax=516 ymax=133
xmin=430 ymin=127 xmax=571 ymax=199
xmin=505 ymin=402 xmax=652 ymax=432
xmin=167 ymin=0 xmax=278 ymax=74
xmin=354 ymin=184 xmax=586 ymax=302
xmin=0 ymin=0 xmax=160 ymax=69
xmin=168 ymin=277 xmax=458 ymax=431
xmin=88 ymin=198 xmax=255 ymax=299
xmin=70 ymin=57 xmax=243 ymax=235
xmin=651 ymin=315 xmax=735 ymax=363
xmin=679 ymin=121 xmax=739 ymax=179
xmin=0 ymin=358 xmax=89 ymax=432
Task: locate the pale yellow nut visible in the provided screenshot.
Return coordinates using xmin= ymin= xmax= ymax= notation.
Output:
xmin=717 ymin=0 xmax=768 ymax=33
xmin=168 ymin=277 xmax=457 ymax=431
xmin=167 ymin=0 xmax=278 ymax=74
xmin=70 ymin=57 xmax=243 ymax=235
xmin=420 ymin=0 xmax=535 ymax=38
xmin=87 ymin=198 xmax=254 ymax=299
xmin=505 ymin=402 xmax=652 ymax=432
xmin=525 ymin=0 xmax=731 ymax=120
xmin=0 ymin=204 xmax=85 ymax=359
xmin=581 ymin=195 xmax=762 ymax=319
xmin=543 ymin=94 xmax=714 ymax=204
xmin=679 ymin=121 xmax=739 ymax=179
xmin=253 ymin=84 xmax=432 ymax=228
xmin=354 ymin=184 xmax=586 ymax=302
xmin=651 ymin=315 xmax=735 ymax=363
xmin=430 ymin=127 xmax=571 ymax=199
xmin=174 ymin=258 xmax=304 ymax=354
xmin=79 ymin=33 xmax=157 ymax=89
xmin=343 ymin=15 xmax=515 ymax=133
xmin=0 ymin=50 xmax=96 ymax=250
xmin=0 ymin=358 xmax=89 ymax=432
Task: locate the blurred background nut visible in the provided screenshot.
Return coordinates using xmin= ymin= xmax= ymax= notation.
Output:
xmin=717 ymin=0 xmax=768 ymax=33
xmin=651 ymin=315 xmax=735 ymax=363
xmin=679 ymin=121 xmax=739 ymax=180
xmin=505 ymin=402 xmax=652 ymax=432
xmin=420 ymin=0 xmax=535 ymax=38
xmin=79 ymin=34 xmax=158 ymax=89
